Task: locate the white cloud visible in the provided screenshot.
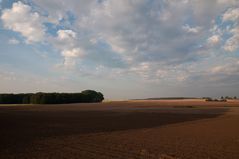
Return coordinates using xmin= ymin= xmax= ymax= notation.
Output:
xmin=8 ymin=38 xmax=20 ymax=45
xmin=77 ymin=0 xmax=210 ymax=66
xmin=222 ymin=8 xmax=239 ymax=52
xmin=57 ymin=30 xmax=76 ymax=40
xmin=55 ymin=29 xmax=78 ymax=49
xmin=207 ymin=35 xmax=221 ymax=45
xmin=53 ymin=29 xmax=85 ymax=68
xmin=224 ymin=29 xmax=239 ymax=52
xmin=62 ymin=48 xmax=85 ymax=58
xmin=222 ymin=8 xmax=239 ymax=22
xmin=32 ymin=0 xmax=94 ymax=24
xmin=182 ymin=24 xmax=201 ymax=34
xmin=1 ymin=1 xmax=46 ymax=43
xmin=74 ymin=0 xmax=239 ymax=81
xmin=1 ymin=2 xmax=86 ymax=69
xmin=1 ymin=0 xmax=239 ymax=87
xmin=1 ymin=2 xmax=85 ymax=68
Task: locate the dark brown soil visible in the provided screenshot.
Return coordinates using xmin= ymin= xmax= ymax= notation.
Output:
xmin=0 ymin=100 xmax=238 ymax=159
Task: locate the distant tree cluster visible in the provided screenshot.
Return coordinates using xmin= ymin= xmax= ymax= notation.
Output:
xmin=204 ymin=97 xmax=227 ymax=102
xmin=203 ymin=96 xmax=238 ymax=102
xmin=0 ymin=90 xmax=104 ymax=104
xmin=221 ymin=96 xmax=237 ymax=100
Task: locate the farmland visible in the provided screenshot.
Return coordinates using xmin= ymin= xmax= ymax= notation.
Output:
xmin=0 ymin=99 xmax=239 ymax=159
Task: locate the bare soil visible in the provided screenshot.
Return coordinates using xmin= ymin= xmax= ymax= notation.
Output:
xmin=0 ymin=100 xmax=239 ymax=159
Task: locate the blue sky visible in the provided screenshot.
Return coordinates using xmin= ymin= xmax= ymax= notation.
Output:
xmin=0 ymin=0 xmax=239 ymax=99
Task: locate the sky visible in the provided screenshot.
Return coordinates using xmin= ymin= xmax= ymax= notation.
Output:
xmin=0 ymin=0 xmax=239 ymax=99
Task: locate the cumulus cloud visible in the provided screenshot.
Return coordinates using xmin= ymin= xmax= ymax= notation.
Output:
xmin=53 ymin=29 xmax=85 ymax=68
xmin=222 ymin=8 xmax=239 ymax=22
xmin=57 ymin=30 xmax=76 ymax=41
xmin=22 ymin=1 xmax=239 ymax=82
xmin=32 ymin=0 xmax=94 ymax=24
xmin=0 ymin=2 xmax=86 ymax=68
xmin=1 ymin=0 xmax=239 ymax=87
xmin=77 ymin=0 xmax=210 ymax=66
xmin=61 ymin=48 xmax=85 ymax=68
xmin=62 ymin=48 xmax=84 ymax=58
xmin=1 ymin=1 xmax=46 ymax=43
xmin=208 ymin=35 xmax=221 ymax=45
xmin=221 ymin=8 xmax=239 ymax=52
xmin=182 ymin=25 xmax=202 ymax=34
xmin=224 ymin=28 xmax=239 ymax=52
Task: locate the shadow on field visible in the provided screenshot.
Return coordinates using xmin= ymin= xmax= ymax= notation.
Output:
xmin=0 ymin=106 xmax=227 ymax=153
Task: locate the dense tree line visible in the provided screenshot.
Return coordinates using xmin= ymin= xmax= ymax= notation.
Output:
xmin=0 ymin=90 xmax=104 ymax=104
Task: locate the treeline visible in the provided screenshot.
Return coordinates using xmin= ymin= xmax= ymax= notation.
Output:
xmin=0 ymin=90 xmax=104 ymax=104
xmin=145 ymin=97 xmax=199 ymax=100
xmin=203 ymin=96 xmax=238 ymax=102
xmin=221 ymin=96 xmax=237 ymax=100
